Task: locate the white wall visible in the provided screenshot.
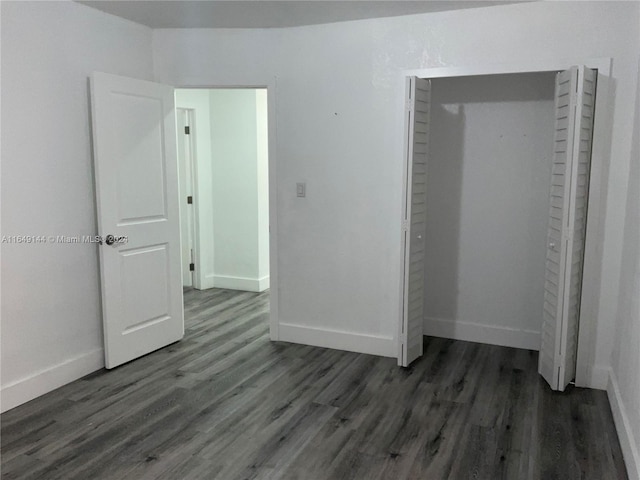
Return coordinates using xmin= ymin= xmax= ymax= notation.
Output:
xmin=424 ymin=73 xmax=555 ymax=350
xmin=154 ymin=1 xmax=640 ymax=361
xmin=608 ymin=57 xmax=640 ymax=480
xmin=209 ymin=89 xmax=269 ymax=292
xmin=0 ymin=1 xmax=153 ymax=412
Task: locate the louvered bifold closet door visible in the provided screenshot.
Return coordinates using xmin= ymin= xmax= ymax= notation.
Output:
xmin=539 ymin=66 xmax=596 ymax=391
xmin=400 ymin=76 xmax=431 ymax=367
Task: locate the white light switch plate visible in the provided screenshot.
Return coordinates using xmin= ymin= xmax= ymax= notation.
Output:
xmin=296 ymin=182 xmax=306 ymax=197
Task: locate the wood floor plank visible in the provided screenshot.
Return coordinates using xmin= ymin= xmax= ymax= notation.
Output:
xmin=1 ymin=288 xmax=629 ymax=480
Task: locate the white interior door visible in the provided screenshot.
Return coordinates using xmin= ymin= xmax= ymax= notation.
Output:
xmin=539 ymin=66 xmax=596 ymax=391
xmin=177 ymin=108 xmax=196 ymax=287
xmin=399 ymin=76 xmax=431 ymax=367
xmin=91 ymin=72 xmax=184 ymax=369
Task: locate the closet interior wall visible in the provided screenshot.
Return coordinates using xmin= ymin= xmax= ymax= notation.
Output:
xmin=423 ymin=72 xmax=557 ymax=350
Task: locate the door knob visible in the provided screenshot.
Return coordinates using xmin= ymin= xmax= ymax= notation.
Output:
xmin=549 ymin=241 xmax=556 ymax=250
xmin=417 ymin=234 xmax=422 ymax=240
xmin=105 ymin=234 xmax=115 ymax=246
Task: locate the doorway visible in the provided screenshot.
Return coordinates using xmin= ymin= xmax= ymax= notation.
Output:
xmin=399 ymin=62 xmax=606 ymax=392
xmin=90 ymin=73 xmax=278 ymax=370
xmin=424 ymin=72 xmax=556 ymax=351
xmin=175 ymin=88 xmax=270 ymax=295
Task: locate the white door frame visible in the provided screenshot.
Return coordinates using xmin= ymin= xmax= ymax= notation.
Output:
xmin=176 ymin=79 xmax=279 ymax=341
xmin=398 ymin=58 xmax=612 ymax=388
xmin=177 ymin=107 xmax=197 ymax=288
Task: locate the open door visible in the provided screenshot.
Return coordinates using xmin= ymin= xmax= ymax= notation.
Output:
xmin=399 ymin=76 xmax=431 ymax=367
xmin=539 ymin=66 xmax=596 ymax=391
xmin=91 ymin=72 xmax=184 ymax=369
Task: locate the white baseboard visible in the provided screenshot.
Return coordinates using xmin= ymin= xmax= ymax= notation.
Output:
xmin=607 ymin=368 xmax=640 ymax=480
xmin=0 ymin=349 xmax=104 ymax=413
xmin=200 ymin=274 xmax=216 ymax=290
xmin=424 ymin=317 xmax=541 ymax=351
xmin=258 ymin=275 xmax=270 ymax=292
xmin=203 ymin=274 xmax=270 ymax=292
xmin=278 ymin=323 xmax=396 ymax=358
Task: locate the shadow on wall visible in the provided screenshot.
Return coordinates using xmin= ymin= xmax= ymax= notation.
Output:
xmin=423 ymin=102 xmax=465 ymax=327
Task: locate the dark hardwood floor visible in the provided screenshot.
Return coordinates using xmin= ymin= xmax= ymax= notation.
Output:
xmin=1 ymin=288 xmax=628 ymax=479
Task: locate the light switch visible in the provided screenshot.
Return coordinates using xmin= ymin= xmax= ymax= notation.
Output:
xmin=296 ymin=182 xmax=306 ymax=197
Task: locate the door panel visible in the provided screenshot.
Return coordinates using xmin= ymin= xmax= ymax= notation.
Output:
xmin=112 ymin=94 xmax=168 ymax=221
xmin=400 ymin=76 xmax=431 ymax=367
xmin=539 ymin=66 xmax=596 ymax=390
xmin=91 ymin=72 xmax=184 ymax=369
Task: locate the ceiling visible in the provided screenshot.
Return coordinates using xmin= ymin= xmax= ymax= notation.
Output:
xmin=76 ymin=1 xmax=529 ymax=29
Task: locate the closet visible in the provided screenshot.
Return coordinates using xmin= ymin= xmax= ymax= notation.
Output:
xmin=399 ymin=67 xmax=597 ymax=392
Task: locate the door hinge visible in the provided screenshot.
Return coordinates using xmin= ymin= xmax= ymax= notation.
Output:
xmin=187 ymin=196 xmax=193 ymax=204
xmin=189 ymin=263 xmax=195 ymax=272
xmin=184 ymin=126 xmax=190 ymax=135
xmin=402 ymin=220 xmax=409 ymax=232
